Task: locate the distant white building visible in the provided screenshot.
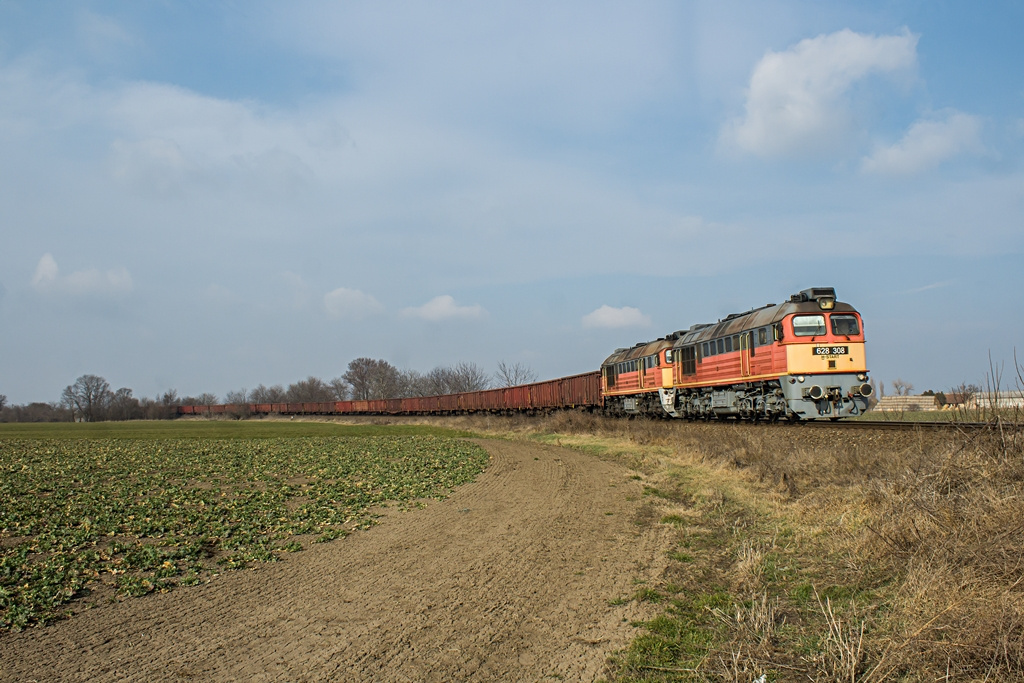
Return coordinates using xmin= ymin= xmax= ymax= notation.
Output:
xmin=966 ymin=391 xmax=1024 ymax=410
xmin=873 ymin=395 xmax=939 ymax=412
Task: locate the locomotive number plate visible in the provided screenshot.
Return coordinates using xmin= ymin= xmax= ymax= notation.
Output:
xmin=814 ymin=346 xmax=848 ymax=356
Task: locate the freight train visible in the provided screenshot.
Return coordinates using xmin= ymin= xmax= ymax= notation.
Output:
xmin=179 ymin=287 xmax=871 ymax=422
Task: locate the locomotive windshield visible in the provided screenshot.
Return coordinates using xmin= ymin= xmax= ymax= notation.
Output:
xmin=830 ymin=314 xmax=860 ymax=336
xmin=792 ymin=314 xmax=826 ymax=336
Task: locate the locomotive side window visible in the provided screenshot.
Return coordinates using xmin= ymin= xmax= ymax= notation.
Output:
xmin=681 ymin=346 xmax=697 ymax=375
xmin=717 ymin=339 xmax=725 ymax=354
xmin=724 ymin=337 xmax=732 ymax=353
xmin=792 ymin=314 xmax=826 ymax=337
xmin=758 ymin=328 xmax=768 ymax=345
xmin=703 ymin=342 xmax=711 ymax=357
xmin=732 ymin=335 xmax=739 ymax=350
xmin=830 ymin=314 xmax=860 ymax=336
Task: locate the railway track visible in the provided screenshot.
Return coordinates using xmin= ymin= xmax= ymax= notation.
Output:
xmin=803 ymin=418 xmax=1008 ymax=432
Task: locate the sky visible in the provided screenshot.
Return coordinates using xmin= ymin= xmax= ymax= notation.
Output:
xmin=1 ymin=0 xmax=1022 ymax=404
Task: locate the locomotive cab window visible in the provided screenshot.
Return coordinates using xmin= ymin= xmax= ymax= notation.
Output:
xmin=830 ymin=314 xmax=860 ymax=336
xmin=792 ymin=314 xmax=826 ymax=337
xmin=758 ymin=328 xmax=768 ymax=346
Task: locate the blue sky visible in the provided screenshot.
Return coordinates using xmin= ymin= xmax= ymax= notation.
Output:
xmin=1 ymin=0 xmax=1022 ymax=404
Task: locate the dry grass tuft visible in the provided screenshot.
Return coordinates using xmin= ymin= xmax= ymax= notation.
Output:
xmin=816 ymin=592 xmax=866 ymax=682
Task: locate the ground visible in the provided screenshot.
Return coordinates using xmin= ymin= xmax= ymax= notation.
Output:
xmin=2 ymin=438 xmax=667 ymax=682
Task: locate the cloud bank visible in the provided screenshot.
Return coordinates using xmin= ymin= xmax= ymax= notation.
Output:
xmin=582 ymin=305 xmax=651 ymax=329
xmin=401 ymin=295 xmax=485 ymax=322
xmin=862 ymin=111 xmax=984 ymax=174
xmin=324 ymin=287 xmax=383 ymax=319
xmin=31 ymin=253 xmax=133 ymax=297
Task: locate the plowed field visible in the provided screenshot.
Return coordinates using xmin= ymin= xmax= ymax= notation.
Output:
xmin=3 ymin=439 xmax=665 ymax=682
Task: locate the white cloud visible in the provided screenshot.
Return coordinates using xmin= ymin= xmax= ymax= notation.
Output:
xmin=861 ymin=111 xmax=984 ymax=175
xmin=31 ymin=253 xmax=133 ymax=297
xmin=401 ymin=295 xmax=484 ymax=322
xmin=582 ymin=305 xmax=651 ymax=329
xmin=722 ymin=29 xmax=918 ymax=158
xmin=324 ymin=287 xmax=383 ymax=318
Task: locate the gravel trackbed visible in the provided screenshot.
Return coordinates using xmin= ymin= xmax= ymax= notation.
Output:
xmin=3 ymin=439 xmax=664 ymax=682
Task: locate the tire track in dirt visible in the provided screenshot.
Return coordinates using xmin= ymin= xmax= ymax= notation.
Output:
xmin=3 ymin=439 xmax=668 ymax=682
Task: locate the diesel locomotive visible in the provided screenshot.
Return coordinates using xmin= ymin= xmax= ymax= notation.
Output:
xmin=600 ymin=287 xmax=871 ymax=421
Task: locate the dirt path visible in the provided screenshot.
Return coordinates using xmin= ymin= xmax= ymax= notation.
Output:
xmin=3 ymin=439 xmax=668 ymax=682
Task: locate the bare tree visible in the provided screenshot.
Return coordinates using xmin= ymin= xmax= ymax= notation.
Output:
xmin=62 ymin=374 xmax=113 ymax=422
xmin=494 ymin=361 xmax=537 ymax=387
xmin=399 ymin=369 xmax=431 ymax=397
xmin=1 ymin=401 xmax=69 ymax=423
xmin=193 ymin=392 xmax=219 ymax=405
xmin=160 ymin=390 xmax=179 ymax=406
xmin=109 ymin=387 xmax=141 ymax=421
xmin=423 ymin=366 xmax=456 ymax=395
xmin=344 ymin=358 xmax=377 ymax=400
xmin=286 ymin=376 xmax=334 ymax=402
xmin=328 ymin=377 xmax=350 ymax=400
xmin=225 ymin=388 xmax=249 ymax=405
xmin=250 ymin=384 xmax=287 ymax=403
xmin=402 ymin=362 xmax=493 ymax=397
xmin=891 ymin=378 xmax=914 ymax=396
xmin=344 ymin=358 xmax=404 ymax=400
xmin=0 ymin=394 xmax=6 ymax=412
xmin=446 ymin=362 xmax=491 ymax=393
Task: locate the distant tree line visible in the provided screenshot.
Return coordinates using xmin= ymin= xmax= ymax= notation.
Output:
xmin=0 ymin=359 xmax=537 ymax=423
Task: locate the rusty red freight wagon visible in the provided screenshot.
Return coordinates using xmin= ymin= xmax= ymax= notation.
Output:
xmin=177 ymin=371 xmax=603 ymax=418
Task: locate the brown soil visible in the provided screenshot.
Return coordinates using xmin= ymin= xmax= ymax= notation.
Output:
xmin=3 ymin=439 xmax=667 ymax=682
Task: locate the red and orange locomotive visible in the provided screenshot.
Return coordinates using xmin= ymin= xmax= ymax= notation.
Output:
xmin=601 ymin=287 xmax=872 ymax=420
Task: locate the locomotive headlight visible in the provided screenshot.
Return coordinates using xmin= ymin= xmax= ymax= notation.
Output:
xmin=797 ymin=375 xmax=806 ymax=383
xmin=857 ymin=373 xmax=867 ymax=381
xmin=819 ymin=297 xmax=835 ymax=310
